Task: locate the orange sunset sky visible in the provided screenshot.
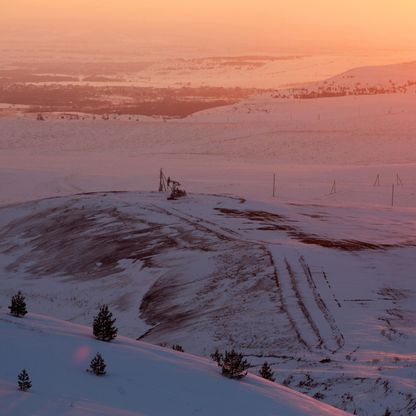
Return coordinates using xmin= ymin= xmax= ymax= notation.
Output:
xmin=1 ymin=0 xmax=416 ymax=53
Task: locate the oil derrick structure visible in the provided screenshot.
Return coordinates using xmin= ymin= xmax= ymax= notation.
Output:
xmin=158 ymin=169 xmax=187 ymax=200
xmin=159 ymin=169 xmax=168 ymax=192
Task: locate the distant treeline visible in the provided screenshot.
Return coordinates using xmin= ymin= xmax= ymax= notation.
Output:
xmin=273 ymin=80 xmax=416 ymax=100
xmin=0 ymin=84 xmax=264 ymax=117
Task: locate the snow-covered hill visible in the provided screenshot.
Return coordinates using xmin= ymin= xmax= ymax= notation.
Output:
xmin=1 ymin=59 xmax=416 ymax=416
xmin=1 ymin=88 xmax=416 ymax=208
xmin=329 ymin=61 xmax=416 ymax=87
xmin=128 ymin=54 xmax=414 ymax=89
xmin=0 ymin=192 xmax=415 ymax=415
xmin=269 ymin=61 xmax=416 ymax=99
xmin=0 ymin=311 xmax=351 ymax=416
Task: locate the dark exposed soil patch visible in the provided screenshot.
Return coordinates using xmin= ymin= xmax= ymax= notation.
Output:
xmin=215 ymin=208 xmax=390 ymax=251
xmin=294 ymin=235 xmax=383 ymax=251
xmin=377 ymin=287 xmax=408 ymax=301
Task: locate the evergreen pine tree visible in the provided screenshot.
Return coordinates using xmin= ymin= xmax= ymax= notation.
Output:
xmin=210 ymin=349 xmax=223 ymax=366
xmin=9 ymin=291 xmax=27 ymax=318
xmin=88 ymin=353 xmax=107 ymax=376
xmin=259 ymin=361 xmax=275 ymax=381
xmin=221 ymin=349 xmax=250 ymax=379
xmin=93 ymin=305 xmax=118 ymax=342
xmin=17 ymin=369 xmax=32 ymax=391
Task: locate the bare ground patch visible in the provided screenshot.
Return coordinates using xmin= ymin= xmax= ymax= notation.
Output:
xmin=215 ymin=207 xmax=398 ymax=251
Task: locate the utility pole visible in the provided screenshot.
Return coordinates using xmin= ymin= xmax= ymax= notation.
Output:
xmin=272 ymin=173 xmax=276 ymax=197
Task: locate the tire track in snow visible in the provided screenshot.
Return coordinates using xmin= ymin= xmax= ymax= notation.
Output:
xmin=265 ymin=249 xmax=311 ymax=352
xmin=298 ymin=256 xmax=345 ymax=352
xmin=284 ymin=258 xmax=325 ymax=350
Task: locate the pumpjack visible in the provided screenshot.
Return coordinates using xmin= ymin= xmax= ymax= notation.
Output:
xmin=158 ymin=169 xmax=187 ymax=200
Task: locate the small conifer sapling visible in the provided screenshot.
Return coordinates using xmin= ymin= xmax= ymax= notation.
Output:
xmin=221 ymin=349 xmax=250 ymax=379
xmin=9 ymin=291 xmax=27 ymax=318
xmin=89 ymin=353 xmax=107 ymax=376
xmin=171 ymin=344 xmax=184 ymax=352
xmin=18 ymin=369 xmax=32 ymax=391
xmin=259 ymin=361 xmax=275 ymax=382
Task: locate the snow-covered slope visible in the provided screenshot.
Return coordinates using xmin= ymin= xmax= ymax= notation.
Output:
xmin=329 ymin=61 xmax=416 ymax=87
xmin=0 ymin=311 xmax=350 ymax=416
xmin=269 ymin=61 xmax=416 ymax=99
xmin=130 ymin=54 xmax=415 ymax=89
xmin=1 ymin=88 xmax=416 ymax=208
xmin=0 ymin=192 xmax=415 ymax=415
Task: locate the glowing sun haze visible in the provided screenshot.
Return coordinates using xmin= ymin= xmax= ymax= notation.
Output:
xmin=2 ymin=0 xmax=416 ymax=52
